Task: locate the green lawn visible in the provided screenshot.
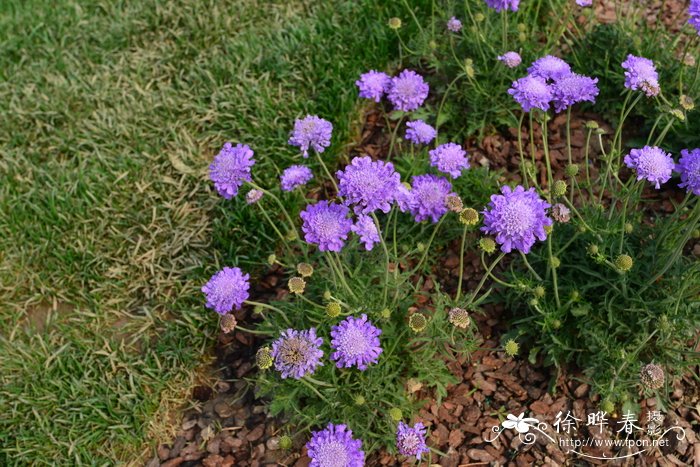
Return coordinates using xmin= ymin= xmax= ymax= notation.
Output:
xmin=0 ymin=0 xmax=403 ymax=463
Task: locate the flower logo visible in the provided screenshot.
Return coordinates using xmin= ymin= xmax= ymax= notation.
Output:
xmin=501 ymin=413 xmax=541 ymax=433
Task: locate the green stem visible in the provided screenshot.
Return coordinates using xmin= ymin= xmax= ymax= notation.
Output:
xmin=412 ymin=216 xmax=446 ymax=274
xmin=455 ymin=225 xmax=468 ymax=302
xmin=519 ymin=252 xmax=543 ymax=281
xmin=371 ymin=212 xmax=392 ymax=307
xmin=314 ymin=150 xmax=340 ymax=195
xmin=470 ymin=252 xmax=506 ymax=305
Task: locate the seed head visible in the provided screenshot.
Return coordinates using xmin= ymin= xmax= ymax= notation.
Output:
xmin=479 ymin=237 xmax=496 ymax=254
xmin=624 ymin=223 xmax=634 ymax=234
xmin=585 ymin=120 xmax=599 ymax=129
xmin=570 ymin=290 xmax=580 ymax=301
xmin=267 ymin=254 xmax=277 ymax=265
xmin=288 ymin=277 xmax=306 ymax=294
xmin=388 ymin=17 xmax=402 ymax=29
xmin=409 ymin=313 xmax=428 ymax=333
xmin=256 ymin=347 xmax=273 ymax=370
xmin=533 ymin=286 xmax=545 ymax=298
xmin=474 ymin=12 xmax=485 ymax=22
xmin=587 ymin=244 xmax=599 ymax=255
xmin=550 ymin=257 xmax=561 ymax=268
xmin=615 ymin=254 xmax=633 ymax=272
xmin=416 ymin=242 xmax=426 ymax=252
xmin=325 ymin=302 xmax=341 ymax=318
xmin=351 ymin=395 xmax=366 ymax=406
xmin=253 ymin=304 xmax=264 ymax=315
xmin=220 ymin=313 xmax=237 ymax=333
xmin=553 ymin=180 xmax=568 ymax=197
xmin=285 ymin=229 xmax=298 ymax=241
xmin=680 ymin=95 xmax=695 ymax=111
xmin=565 ymin=164 xmax=579 ymax=177
xmin=504 ymin=339 xmax=519 ymax=357
xmin=551 ymin=203 xmax=571 ymax=223
xmin=380 ymin=308 xmax=392 ymax=320
xmin=448 ymin=307 xmax=471 ymax=329
xmin=640 ymin=363 xmax=664 ymax=390
xmin=279 ymin=435 xmax=293 ymax=450
xmin=296 ymin=263 xmax=314 ymax=278
xmin=459 ymin=207 xmax=479 ymax=225
xmin=669 ymin=109 xmax=685 ymax=121
xmin=323 ymin=290 xmax=332 ymax=300
xmin=600 ymin=399 xmax=615 ymax=414
xmin=446 ymin=195 xmax=464 ymax=213
xmin=389 ymin=408 xmax=403 ymax=421
xmin=551 ymin=319 xmax=561 ymax=329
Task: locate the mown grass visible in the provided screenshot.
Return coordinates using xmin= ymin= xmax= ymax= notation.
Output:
xmin=0 ymin=0 xmax=405 ymax=463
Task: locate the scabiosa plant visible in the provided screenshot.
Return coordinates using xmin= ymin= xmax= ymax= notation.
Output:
xmin=396 ymin=422 xmax=429 ymax=460
xmin=351 ymin=215 xmax=380 ymax=251
xmin=408 ymin=174 xmax=456 ymax=223
xmin=356 ymin=70 xmax=391 ymax=103
xmin=281 ymin=165 xmax=314 ymax=192
xmin=688 ymin=0 xmax=700 ymax=35
xmin=336 ymin=156 xmax=401 ymax=214
xmin=508 ymin=75 xmax=553 ymax=112
xmin=481 ymin=185 xmax=552 ymax=254
xmin=395 ymin=183 xmax=418 ymax=213
xmin=306 ymin=423 xmax=365 ymax=467
xmin=271 ymin=328 xmax=324 ymax=379
xmin=527 ymin=55 xmax=572 ymax=81
xmin=624 ymin=146 xmax=674 ymax=189
xmin=202 ymin=267 xmax=250 ymax=315
xmin=498 ymin=51 xmax=522 ymax=68
xmin=677 ymin=148 xmax=700 ymax=195
xmin=576 ymin=0 xmax=592 ymax=6
xmin=483 ymin=0 xmax=520 ymax=12
xmin=209 ymin=142 xmax=255 ymax=199
xmin=300 ymin=201 xmax=353 ymax=252
xmin=288 ymin=115 xmax=333 ymax=158
xmin=621 ymin=55 xmax=660 ymax=97
xmin=330 ymin=314 xmax=383 ymax=370
xmin=446 ymin=16 xmax=462 ymax=33
xmin=405 ymin=120 xmax=436 ymax=145
xmin=246 ymin=189 xmax=264 ymax=204
xmin=551 ymin=74 xmax=600 ymax=113
xmin=429 ymin=142 xmax=470 ymax=178
xmin=387 ymin=70 xmax=429 ymax=112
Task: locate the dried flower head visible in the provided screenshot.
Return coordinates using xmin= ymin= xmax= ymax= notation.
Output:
xmin=446 ymin=195 xmax=464 ymax=213
xmin=504 ymin=339 xmax=519 ymax=357
xmin=306 ymin=423 xmax=365 ymax=467
xmin=256 ymin=346 xmax=273 ymax=370
xmin=498 ymin=51 xmax=522 ymax=68
xmin=220 ymin=313 xmax=237 ymax=334
xmin=202 ymin=267 xmax=250 ymax=315
xmin=508 ymin=75 xmax=553 ymax=112
xmin=429 ymin=142 xmax=470 ymax=178
xmin=280 ymin=165 xmax=314 ymax=192
xmin=676 ymin=148 xmax=700 ymax=196
xmin=551 ymin=203 xmax=571 ymax=223
xmin=325 ymin=301 xmax=341 ymax=318
xmin=484 ymin=0 xmax=520 ymax=12
xmin=300 ymin=201 xmax=353 ymax=252
xmin=460 ymin=207 xmax=480 ymax=225
xmin=271 ymin=328 xmax=324 ymax=379
xmin=408 ymin=174 xmax=456 ymax=223
xmin=479 ymin=237 xmax=497 ymax=254
xmin=388 ymin=17 xmax=402 ymax=29
xmin=615 ymin=254 xmax=634 ymax=272
xmin=288 ymin=115 xmax=333 ymax=158
xmin=209 ymin=143 xmax=255 ymax=199
xmin=297 ymin=263 xmax=314 ymax=278
xmin=245 ymin=188 xmax=264 ymax=205
xmin=330 ymin=314 xmax=383 ymax=370
xmin=387 ymin=70 xmax=429 ymax=112
xmin=624 ymin=146 xmax=674 ymax=189
xmin=351 ymin=214 xmax=380 ymax=251
xmin=528 ymin=55 xmax=572 ymax=81
xmin=409 ymin=313 xmax=428 ymax=332
xmin=640 ymin=363 xmax=665 ymax=390
xmin=447 ymin=16 xmax=462 ymax=32
xmin=448 ymin=307 xmax=471 ymax=329
xmin=405 ymin=120 xmax=436 ymax=145
xmin=337 ymin=156 xmax=401 ymax=215
xmin=396 ymin=422 xmax=430 ymax=460
xmin=288 ymin=277 xmax=306 ymax=294
xmin=621 ymin=55 xmax=660 ymax=97
xmin=356 ymin=70 xmax=391 ymax=103
xmin=680 ymin=95 xmax=695 ymax=111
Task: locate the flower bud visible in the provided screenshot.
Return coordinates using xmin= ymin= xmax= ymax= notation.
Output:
xmin=585 ymin=120 xmax=599 ymax=130
xmin=544 ymin=224 xmax=553 ymax=234
xmin=267 ymin=254 xmax=277 ymax=265
xmin=416 ymin=242 xmax=426 ymax=252
xmin=640 ymin=363 xmax=664 ymax=390
xmin=624 ymin=223 xmax=633 ymax=234
xmin=279 ymin=435 xmax=293 ymax=450
xmin=533 ymin=286 xmax=545 ymax=298
xmin=389 ymin=408 xmax=403 ymax=421
xmin=669 ymin=108 xmax=685 ymax=121
xmin=323 ymin=290 xmax=332 ymax=300
xmin=288 ymin=277 xmax=306 ymax=294
xmin=285 ymin=230 xmax=298 ymax=241
xmin=550 ymin=257 xmax=561 ymax=269
xmin=570 ymin=290 xmax=580 ymax=301
xmin=459 ymin=207 xmax=479 ymax=226
xmin=354 ymin=395 xmax=366 ymax=406
xmin=256 ymin=347 xmax=273 ymax=370
xmin=297 ymin=262 xmax=314 ymax=278
xmin=388 ymin=17 xmax=402 ymax=29
xmin=325 ymin=302 xmax=341 ymax=318
xmin=479 ymin=237 xmax=496 ymax=254
xmin=565 ymin=164 xmax=579 ymax=177
xmin=474 ymin=13 xmax=485 ymax=22
xmin=680 ymin=95 xmax=695 ymax=111
xmin=600 ymin=399 xmax=615 ymax=414
xmin=380 ymin=308 xmax=392 ymax=320
xmin=504 ymin=339 xmax=519 ymax=357
xmin=553 ymin=180 xmax=568 ymax=197
xmin=615 ymin=254 xmax=633 ymax=272
xmin=409 ymin=313 xmax=427 ymax=333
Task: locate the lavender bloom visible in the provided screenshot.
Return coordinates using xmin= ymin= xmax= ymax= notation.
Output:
xmin=337 ymin=156 xmax=401 ymax=214
xmin=576 ymin=0 xmax=592 ymax=6
xmin=498 ymin=51 xmax=522 ymax=68
xmin=396 ymin=422 xmax=430 ymax=460
xmin=351 ymin=215 xmax=380 ymax=251
xmin=396 ymin=183 xmax=417 ymax=213
xmin=409 ymin=174 xmax=455 ymax=223
xmin=388 ymin=70 xmax=429 ymax=112
xmin=484 ymin=0 xmax=520 ymax=11
xmin=528 ymin=55 xmax=572 ymax=81
xmin=429 ymin=142 xmax=470 ymax=178
xmin=281 ymin=165 xmax=314 ymax=191
xmin=209 ymin=143 xmax=255 ymax=199
xmin=271 ymin=328 xmax=324 ymax=379
xmin=405 ymin=120 xmax=436 ymax=145
xmin=689 ymin=0 xmax=700 ymax=35
xmin=288 ymin=115 xmax=333 ymax=158
xmin=330 ymin=314 xmax=383 ymax=369
xmin=356 ymin=70 xmax=391 ymax=103
xmin=624 ymin=146 xmax=674 ymax=189
xmin=621 ymin=55 xmax=660 ymax=97
xmin=306 ymin=423 xmax=364 ymax=467
xmin=447 ymin=17 xmax=462 ymax=32
xmin=481 ymin=185 xmax=552 ymax=254
xmin=202 ymin=267 xmax=250 ymax=315
xmin=300 ymin=201 xmax=353 ymax=252
xmin=677 ymin=148 xmax=700 ymax=195
xmin=508 ymin=75 xmax=553 ymax=112
xmin=552 ymin=73 xmax=600 ymax=113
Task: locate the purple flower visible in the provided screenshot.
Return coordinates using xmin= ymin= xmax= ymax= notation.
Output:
xmin=481 ymin=185 xmax=552 ymax=254
xmin=689 ymin=0 xmax=700 ymax=35
xmin=337 ymin=156 xmax=401 ymax=214
xmin=396 ymin=183 xmax=418 ymax=213
xmin=528 ymin=55 xmax=572 ymax=81
xmin=396 ymin=422 xmax=430 ymax=460
xmin=405 ymin=120 xmax=436 ymax=145
xmin=246 ymin=189 xmax=264 ymax=204
xmin=409 ymin=174 xmax=455 ymax=223
xmin=576 ymin=0 xmax=592 ymax=6
xmin=209 ymin=143 xmax=255 ymax=199
xmin=388 ymin=70 xmax=429 ymax=112
xmin=306 ymin=423 xmax=364 ymax=467
xmin=552 ymin=73 xmax=599 ymax=113
xmin=484 ymin=0 xmax=520 ymax=12
xmin=677 ymin=148 xmax=700 ymax=195
xmin=300 ymin=201 xmax=353 ymax=252
xmin=447 ymin=17 xmax=462 ymax=32
xmin=330 ymin=314 xmax=382 ymax=369
xmin=508 ymin=75 xmax=553 ymax=112
xmin=281 ymin=165 xmax=314 ymax=191
xmin=621 ymin=55 xmax=660 ymax=97
xmin=498 ymin=51 xmax=522 ymax=68
xmin=624 ymin=146 xmax=674 ymax=189
xmin=429 ymin=142 xmax=470 ymax=178
xmin=202 ymin=267 xmax=250 ymax=315
xmin=351 ymin=215 xmax=380 ymax=251
xmin=271 ymin=328 xmax=324 ymax=379
xmin=288 ymin=115 xmax=333 ymax=158
xmin=356 ymin=70 xmax=391 ymax=103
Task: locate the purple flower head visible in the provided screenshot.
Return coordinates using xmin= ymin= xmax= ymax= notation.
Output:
xmin=447 ymin=16 xmax=462 ymax=32
xmin=351 ymin=215 xmax=380 ymax=251
xmin=481 ymin=185 xmax=552 ymax=254
xmin=396 ymin=422 xmax=430 ymax=460
xmin=388 ymin=70 xmax=429 ymax=112
xmin=202 ymin=267 xmax=250 ymax=315
xmin=405 ymin=120 xmax=436 ymax=145
xmin=306 ymin=423 xmax=364 ymax=467
xmin=508 ymin=75 xmax=553 ymax=112
xmin=429 ymin=142 xmax=470 ymax=178
xmin=484 ymin=0 xmax=520 ymax=12
xmin=624 ymin=146 xmax=674 ymax=189
xmin=677 ymin=148 xmax=700 ymax=195
xmin=271 ymin=328 xmax=324 ymax=379
xmin=246 ymin=189 xmax=264 ymax=204
xmin=209 ymin=143 xmax=255 ymax=199
xmin=498 ymin=51 xmax=522 ymax=68
xmin=330 ymin=314 xmax=383 ymax=370
xmin=396 ymin=183 xmax=418 ymax=213
xmin=356 ymin=70 xmax=391 ymax=103
xmin=621 ymin=55 xmax=660 ymax=97
xmin=281 ymin=164 xmax=314 ymax=192
xmin=337 ymin=156 xmax=401 ymax=215
xmin=409 ymin=174 xmax=456 ymax=223
xmin=576 ymin=0 xmax=592 ymax=6
xmin=689 ymin=0 xmax=700 ymax=35
xmin=528 ymin=55 xmax=572 ymax=81
xmin=288 ymin=115 xmax=333 ymax=158
xmin=552 ymin=73 xmax=600 ymax=113
xmin=300 ymin=201 xmax=353 ymax=252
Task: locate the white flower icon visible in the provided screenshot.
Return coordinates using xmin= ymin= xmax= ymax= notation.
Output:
xmin=502 ymin=413 xmax=540 ymax=433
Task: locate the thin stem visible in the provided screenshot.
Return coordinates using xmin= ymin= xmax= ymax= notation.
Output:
xmin=314 ymin=150 xmax=340 ymax=195
xmin=235 ymin=325 xmax=272 ymax=335
xmin=371 ymin=212 xmax=392 ymax=307
xmin=470 ymin=252 xmax=506 ymax=305
xmin=412 ymin=216 xmax=446 ymax=274
xmin=325 ymin=252 xmax=356 ymax=300
xmin=455 ymin=225 xmax=468 ymax=302
xmin=547 ymin=236 xmax=561 ymax=308
xmin=541 ymin=113 xmax=554 ymax=195
xmin=248 ymin=181 xmax=298 ymax=236
xmin=519 ymin=252 xmax=543 ymax=281
xmin=516 ymin=113 xmax=528 ymax=188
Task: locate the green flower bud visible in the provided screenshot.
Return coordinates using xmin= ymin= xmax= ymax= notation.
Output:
xmin=279 ymin=435 xmax=293 ymax=450
xmin=624 ymin=223 xmax=633 ymax=234
xmin=570 ymin=290 xmax=580 ymax=301
xmin=550 ymin=257 xmax=561 ymax=269
xmin=389 ymin=407 xmax=403 ymax=421
xmin=285 ymin=230 xmax=298 ymax=241
xmin=553 ymin=180 xmax=568 ymax=197
xmin=518 ymin=32 xmax=527 ymax=43
xmin=517 ymin=23 xmax=527 ymax=32
xmin=544 ymin=224 xmax=553 ymax=235
xmin=416 ymin=242 xmax=426 ymax=252
xmin=585 ymin=120 xmax=599 ymax=130
xmin=354 ymin=395 xmax=366 ymax=406
xmin=615 ymin=254 xmax=633 ymax=272
xmin=479 ymin=237 xmax=496 ymax=254
xmin=388 ymin=17 xmax=402 ymax=29
xmin=600 ymin=399 xmax=615 ymax=414
xmin=267 ymin=254 xmax=277 ymax=265
xmin=587 ymin=244 xmax=599 ymax=255
xmin=565 ymin=164 xmax=579 ymax=177
xmin=253 ymin=304 xmax=265 ymax=315
xmin=325 ymin=302 xmax=341 ymax=318
xmin=533 ymin=286 xmax=546 ymax=298
xmin=528 ymin=298 xmax=539 ymax=307
xmin=459 ymin=207 xmax=479 ymax=226
xmin=504 ymin=339 xmax=519 ymax=357
xmin=380 ymin=308 xmax=392 ymax=320
xmin=551 ymin=319 xmax=561 ymax=329
xmin=669 ymin=108 xmax=685 ymax=121
xmin=323 ymin=290 xmax=332 ymax=301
